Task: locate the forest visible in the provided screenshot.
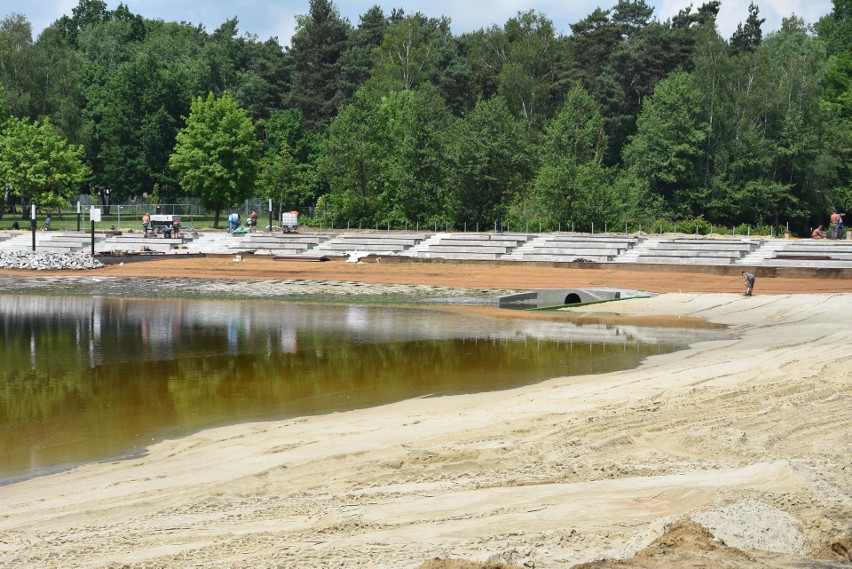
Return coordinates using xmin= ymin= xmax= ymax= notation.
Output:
xmin=0 ymin=0 xmax=849 ymax=234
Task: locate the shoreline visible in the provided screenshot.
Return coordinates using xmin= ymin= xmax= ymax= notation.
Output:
xmin=0 ymin=261 xmax=850 ymax=568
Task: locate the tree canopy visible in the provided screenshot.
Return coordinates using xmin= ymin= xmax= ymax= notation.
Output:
xmin=0 ymin=0 xmax=847 ymax=235
xmin=0 ymin=115 xmax=89 ymax=210
xmin=169 ymin=92 xmax=260 ymax=226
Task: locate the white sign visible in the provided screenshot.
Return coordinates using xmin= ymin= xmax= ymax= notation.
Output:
xmin=90 ymin=207 xmax=102 ymax=223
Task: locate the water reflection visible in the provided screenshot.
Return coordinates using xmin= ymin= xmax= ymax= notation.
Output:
xmin=0 ymin=296 xmax=723 ymax=483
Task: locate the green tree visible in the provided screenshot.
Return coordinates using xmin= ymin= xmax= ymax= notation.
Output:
xmin=530 ymin=83 xmax=618 ymax=228
xmin=762 ymin=17 xmax=828 ymax=225
xmin=169 ymin=92 xmax=260 ymax=227
xmin=816 ymin=0 xmax=852 ymax=215
xmin=318 ymin=85 xmax=453 ymax=226
xmin=77 ymin=15 xmax=202 ymax=205
xmin=0 ymin=86 xmax=10 ymax=123
xmin=730 ymin=2 xmax=765 ymax=54
xmin=286 ymin=0 xmax=352 ymax=131
xmin=257 ymin=108 xmax=322 ymax=210
xmin=55 ymin=0 xmax=111 ymax=48
xmin=231 ymin=36 xmax=292 ymax=120
xmin=337 ymin=6 xmax=387 ymax=103
xmin=316 ymin=89 xmax=387 ymax=224
xmin=29 ymin=27 xmax=82 ymax=139
xmin=0 ymin=116 xmax=89 ymax=212
xmin=256 ymin=140 xmax=315 ymax=216
xmin=367 ymin=14 xmax=452 ymax=93
xmin=623 ymin=70 xmax=707 ymax=216
xmin=379 ymin=86 xmax=453 ymax=225
xmin=0 ymin=14 xmax=36 ymax=119
xmin=568 ymin=7 xmax=622 ymax=91
xmin=446 ymin=96 xmax=530 ymax=226
xmin=467 ymin=11 xmax=560 ymax=129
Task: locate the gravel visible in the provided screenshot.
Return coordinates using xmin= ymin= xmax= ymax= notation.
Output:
xmin=0 ymin=251 xmax=104 ymax=270
xmin=691 ymin=500 xmax=807 ymax=554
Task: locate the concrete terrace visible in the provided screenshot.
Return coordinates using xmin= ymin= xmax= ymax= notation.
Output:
xmin=3 ymin=229 xmax=852 ymax=269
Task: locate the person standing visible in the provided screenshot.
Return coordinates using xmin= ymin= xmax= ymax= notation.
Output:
xmin=142 ymin=212 xmax=150 ymax=237
xmin=741 ymin=271 xmax=755 ymax=296
xmin=829 ymin=212 xmax=845 ymax=239
xmin=249 ymin=210 xmax=258 ymax=232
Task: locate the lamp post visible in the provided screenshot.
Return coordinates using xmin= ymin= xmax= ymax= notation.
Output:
xmin=268 ymin=199 xmax=272 ymax=232
xmin=91 ymin=207 xmax=95 ymax=256
xmin=31 ymin=203 xmax=36 ymax=251
xmin=76 ymin=201 xmax=81 ymax=231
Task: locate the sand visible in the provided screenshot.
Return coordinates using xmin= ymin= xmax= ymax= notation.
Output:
xmin=0 ymin=258 xmax=850 ymax=568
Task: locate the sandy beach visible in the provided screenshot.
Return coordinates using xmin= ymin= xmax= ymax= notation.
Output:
xmin=0 ymin=258 xmax=850 ymax=568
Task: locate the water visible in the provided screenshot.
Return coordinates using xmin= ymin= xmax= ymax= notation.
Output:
xmin=0 ymin=296 xmax=722 ymax=483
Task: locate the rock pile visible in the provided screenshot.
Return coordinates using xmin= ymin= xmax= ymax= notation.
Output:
xmin=0 ymin=251 xmax=104 ymax=270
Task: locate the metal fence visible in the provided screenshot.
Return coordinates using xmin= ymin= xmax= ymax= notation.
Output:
xmin=39 ymin=197 xmax=782 ymax=237
xmin=49 ymin=198 xmax=314 ymax=230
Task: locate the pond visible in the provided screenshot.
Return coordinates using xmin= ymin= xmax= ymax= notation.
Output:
xmin=0 ymin=295 xmax=723 ymax=483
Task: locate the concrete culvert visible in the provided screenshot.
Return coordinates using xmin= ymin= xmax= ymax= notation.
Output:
xmin=564 ymin=293 xmax=582 ymax=304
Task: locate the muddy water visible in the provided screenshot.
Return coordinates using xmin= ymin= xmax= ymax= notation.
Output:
xmin=0 ymin=296 xmax=724 ymax=483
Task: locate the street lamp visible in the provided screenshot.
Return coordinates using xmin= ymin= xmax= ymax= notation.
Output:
xmin=31 ymin=203 xmax=36 ymax=251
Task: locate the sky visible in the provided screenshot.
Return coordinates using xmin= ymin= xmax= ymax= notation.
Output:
xmin=2 ymin=0 xmax=835 ymax=47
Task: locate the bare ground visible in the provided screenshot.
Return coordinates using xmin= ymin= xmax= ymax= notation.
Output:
xmin=0 ymin=257 xmax=850 ymax=568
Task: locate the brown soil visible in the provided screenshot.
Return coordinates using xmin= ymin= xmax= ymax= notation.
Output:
xmin=3 ymin=256 xmax=850 ymax=294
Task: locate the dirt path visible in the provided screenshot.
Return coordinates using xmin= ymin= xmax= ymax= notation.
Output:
xmin=3 ymin=256 xmax=850 ymax=294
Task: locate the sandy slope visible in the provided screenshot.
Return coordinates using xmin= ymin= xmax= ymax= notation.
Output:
xmin=1 ymin=292 xmax=850 ymax=568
